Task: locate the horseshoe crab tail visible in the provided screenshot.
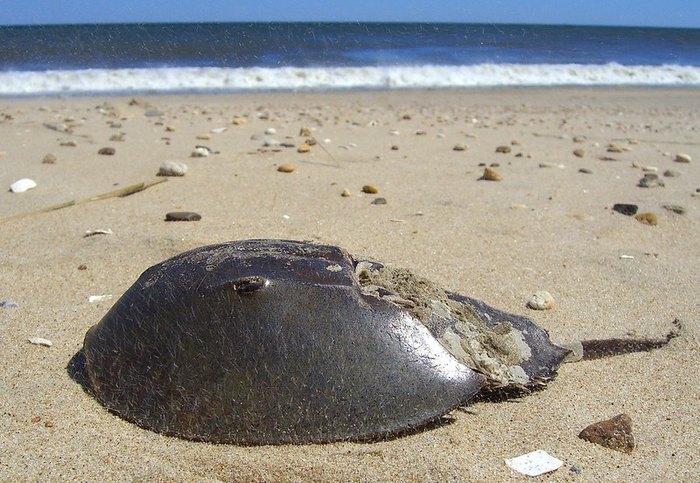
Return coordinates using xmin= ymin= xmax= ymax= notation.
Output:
xmin=561 ymin=318 xmax=682 ymax=363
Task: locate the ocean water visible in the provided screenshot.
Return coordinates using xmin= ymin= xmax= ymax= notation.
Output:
xmin=0 ymin=22 xmax=699 ymax=96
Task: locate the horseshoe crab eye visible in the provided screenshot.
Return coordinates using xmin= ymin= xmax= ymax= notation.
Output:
xmin=228 ymin=276 xmax=269 ymax=294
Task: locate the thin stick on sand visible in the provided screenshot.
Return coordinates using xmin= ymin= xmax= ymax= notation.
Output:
xmin=0 ymin=178 xmax=168 ymax=225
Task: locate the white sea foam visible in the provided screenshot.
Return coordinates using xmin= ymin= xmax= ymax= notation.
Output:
xmin=1 ymin=63 xmax=698 ymax=96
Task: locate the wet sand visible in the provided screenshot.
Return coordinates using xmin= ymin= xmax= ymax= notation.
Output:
xmin=1 ymin=88 xmax=699 ymax=480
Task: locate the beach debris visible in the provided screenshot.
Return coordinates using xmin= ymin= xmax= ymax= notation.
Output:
xmin=495 ymin=145 xmax=511 ymax=154
xmin=43 ymin=121 xmax=72 ymax=133
xmin=620 ymin=255 xmax=635 ymax=260
xmin=157 ymin=161 xmax=188 ymax=177
xmin=341 ymin=189 xmax=352 ymax=197
xmin=578 ymin=413 xmax=635 ymax=453
xmin=265 ymin=127 xmax=277 ymax=135
xmin=28 ymin=337 xmax=53 ymax=347
xmin=165 ymin=211 xmax=201 ymax=222
xmin=84 ymin=228 xmax=113 ymax=237
xmin=165 ymin=125 xmax=176 ymax=132
xmin=231 ymin=117 xmax=246 ymax=125
xmin=612 ymin=204 xmax=638 ymax=216
xmin=505 ymin=450 xmax=563 ymax=477
xmin=88 ymin=295 xmax=113 ymax=303
xmin=638 ymin=173 xmax=664 ymax=188
xmin=144 ymin=109 xmax=164 ymax=117
xmin=662 ymin=204 xmax=686 ymax=215
xmin=79 ymin=239 xmax=681 ymax=444
xmin=371 ymin=197 xmax=387 ymax=205
xmin=573 ymin=136 xmax=586 ymax=143
xmin=607 ymin=144 xmax=625 ymax=153
xmin=634 ymin=212 xmax=658 ymax=226
xmin=674 ymin=153 xmax=691 ymax=163
xmin=42 ymin=153 xmax=57 ymax=164
xmin=539 ymin=162 xmax=565 ymax=169
xmin=362 ymin=184 xmax=379 ymax=194
xmin=299 ymin=127 xmax=312 ymax=137
xmin=9 ymin=178 xmax=37 ymax=193
xmin=110 ymin=133 xmax=125 ymax=142
xmin=297 ymin=143 xmax=311 ymax=153
xmin=527 ymin=291 xmax=555 ymax=310
xmin=390 ymin=145 xmax=399 ymax=151
xmin=0 ymin=300 xmax=19 ymax=308
xmin=573 ymin=148 xmax=585 ymax=157
xmin=277 ymin=163 xmax=295 ymax=173
xmin=663 ymin=169 xmax=680 ymax=178
xmin=480 ymin=167 xmax=502 ymax=181
xmin=578 ymin=168 xmax=593 ymax=174
xmin=210 ymin=127 xmax=227 ymax=134
xmin=98 ymin=147 xmax=115 ymax=155
xmin=78 ymin=264 xmax=88 ymax=270
xmin=196 ymin=133 xmax=212 ymax=141
xmin=191 ymin=146 xmax=211 ymax=157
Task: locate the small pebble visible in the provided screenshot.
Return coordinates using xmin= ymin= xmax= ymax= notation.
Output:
xmin=634 ymin=212 xmax=658 ymax=225
xmin=196 ymin=133 xmax=212 ymax=141
xmin=265 ymin=127 xmax=277 ymax=135
xmin=60 ymin=140 xmax=77 ymax=147
xmin=78 ymin=264 xmax=88 ymax=270
xmin=663 ymin=169 xmax=680 ymax=178
xmin=573 ymin=136 xmax=586 ymax=143
xmin=191 ymin=146 xmax=210 ymax=157
xmin=362 ymin=184 xmax=379 ymax=194
xmin=662 ymin=204 xmax=686 ymax=215
xmin=10 ymin=178 xmax=37 ymax=193
xmin=158 ymin=161 xmax=188 ymax=177
xmin=481 ymin=167 xmax=502 ymax=181
xmin=341 ymin=188 xmax=352 ymax=197
xmin=31 ymin=416 xmax=41 ymax=424
xmin=607 ymin=144 xmax=625 ymax=153
xmin=390 ymin=145 xmax=399 ymax=151
xmin=165 ymin=211 xmax=202 ymax=222
xmin=573 ymin=149 xmax=585 ymax=158
xmin=371 ymin=197 xmax=387 ymax=205
xmin=165 ymin=125 xmax=176 ymax=132
xmin=109 ymin=133 xmax=125 ymax=142
xmin=88 ymin=295 xmax=112 ymax=303
xmin=453 ymin=143 xmax=468 ymax=151
xmin=299 ymin=127 xmax=312 ymax=137
xmin=612 ymin=203 xmax=638 ymax=216
xmin=578 ymin=413 xmax=635 ymax=453
xmin=231 ymin=117 xmax=246 ymax=125
xmin=28 ymin=337 xmax=53 ymax=347
xmin=277 ymin=163 xmax=295 ymax=173
xmin=144 ymin=109 xmax=164 ymax=117
xmin=495 ymin=145 xmax=511 ymax=154
xmin=527 ymin=291 xmax=555 ymax=310
xmin=297 ymin=143 xmax=311 ymax=153
xmin=578 ymin=168 xmax=593 ymax=174
xmin=44 ymin=421 xmax=54 ymax=428
xmin=0 ymin=300 xmax=19 ymax=308
xmin=42 ymin=153 xmax=57 ymax=164
xmin=674 ymin=153 xmax=691 ymax=163
xmin=98 ymin=147 xmax=115 ymax=155
xmin=638 ymin=173 xmax=664 ymax=188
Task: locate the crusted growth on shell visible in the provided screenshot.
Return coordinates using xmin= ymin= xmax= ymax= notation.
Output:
xmin=356 ymin=261 xmax=533 ymax=387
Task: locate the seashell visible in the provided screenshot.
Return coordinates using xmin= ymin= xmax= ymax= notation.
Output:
xmin=10 ymin=178 xmax=37 ymax=193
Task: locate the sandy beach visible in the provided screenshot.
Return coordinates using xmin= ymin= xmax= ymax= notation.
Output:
xmin=1 ymin=87 xmax=698 ymax=481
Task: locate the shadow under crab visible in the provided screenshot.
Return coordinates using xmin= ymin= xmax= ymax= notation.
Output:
xmin=77 ymin=239 xmax=678 ymax=444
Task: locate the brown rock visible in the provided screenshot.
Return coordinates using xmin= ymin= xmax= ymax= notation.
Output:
xmin=635 ymin=212 xmax=658 ymax=225
xmin=578 ymin=413 xmax=635 ymax=453
xmin=362 ymin=184 xmax=379 ymax=194
xmin=481 ymin=167 xmax=502 ymax=181
xmin=297 ymin=143 xmax=311 ymax=153
xmin=573 ymin=149 xmax=585 ymax=158
xmin=42 ymin=153 xmax=57 ymax=164
xmin=391 ymin=145 xmax=399 ymax=151
xmin=495 ymin=145 xmax=511 ymax=154
xmin=98 ymin=147 xmax=115 ymax=155
xmin=277 ymin=163 xmax=295 ymax=173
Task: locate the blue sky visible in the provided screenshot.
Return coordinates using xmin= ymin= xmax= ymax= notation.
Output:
xmin=1 ymin=0 xmax=698 ymax=28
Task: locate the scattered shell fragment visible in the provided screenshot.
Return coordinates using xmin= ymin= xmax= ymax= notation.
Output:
xmin=165 ymin=212 xmax=202 ymax=222
xmin=297 ymin=143 xmax=311 ymax=153
xmin=42 ymin=153 xmax=57 ymax=164
xmin=371 ymin=197 xmax=387 ymax=205
xmin=196 ymin=134 xmax=212 ymax=141
xmin=578 ymin=413 xmax=635 ymax=453
xmin=98 ymin=147 xmax=115 ymax=155
xmin=662 ymin=204 xmax=686 ymax=215
xmin=158 ymin=161 xmax=188 ymax=177
xmin=505 ymin=450 xmax=563 ymax=477
xmin=10 ymin=178 xmax=37 ymax=193
xmin=607 ymin=144 xmax=625 ymax=153
xmin=265 ymin=127 xmax=277 ymax=135
xmin=28 ymin=337 xmax=53 ymax=347
xmin=481 ymin=167 xmax=502 ymax=181
xmin=191 ymin=146 xmax=211 ymax=158
xmin=638 ymin=173 xmax=664 ymax=188
xmin=341 ymin=188 xmax=352 ymax=197
xmin=527 ymin=291 xmax=555 ymax=310
xmin=88 ymin=295 xmax=113 ymax=303
xmin=578 ymin=168 xmax=593 ymax=174
xmin=634 ymin=212 xmax=658 ymax=226
xmin=277 ymin=163 xmax=295 ymax=173
xmin=84 ymin=228 xmax=113 ymax=237
xmin=210 ymin=127 xmax=227 ymax=134
xmin=362 ymin=184 xmax=379 ymax=194
xmin=495 ymin=145 xmax=511 ymax=154
xmin=231 ymin=118 xmax=246 ymax=125
xmin=663 ymin=169 xmax=680 ymax=178
xmin=453 ymin=143 xmax=468 ymax=151
xmin=674 ymin=153 xmax=691 ymax=163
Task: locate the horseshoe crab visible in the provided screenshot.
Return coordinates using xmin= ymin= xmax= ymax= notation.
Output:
xmin=81 ymin=239 xmax=678 ymax=444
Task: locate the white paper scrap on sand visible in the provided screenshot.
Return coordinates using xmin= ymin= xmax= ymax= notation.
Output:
xmin=88 ymin=294 xmax=113 ymax=303
xmin=28 ymin=337 xmax=53 ymax=347
xmin=505 ymin=450 xmax=563 ymax=477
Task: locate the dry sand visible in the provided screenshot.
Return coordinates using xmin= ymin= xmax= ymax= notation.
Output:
xmin=1 ymin=88 xmax=699 ymax=481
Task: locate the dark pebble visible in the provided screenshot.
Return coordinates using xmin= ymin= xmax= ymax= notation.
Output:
xmin=612 ymin=203 xmax=638 ymax=216
xmin=165 ymin=211 xmax=202 ymax=222
xmin=662 ymin=204 xmax=686 ymax=215
xmin=578 ymin=168 xmax=593 ymax=174
xmin=98 ymin=147 xmax=116 ymax=155
xmin=638 ymin=173 xmax=664 ymax=188
xmin=371 ymin=197 xmax=388 ymax=205
xmin=78 ymin=264 xmax=88 ymax=271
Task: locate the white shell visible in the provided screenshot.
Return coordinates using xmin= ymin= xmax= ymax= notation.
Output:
xmin=158 ymin=161 xmax=188 ymax=177
xmin=10 ymin=178 xmax=37 ymax=193
xmin=28 ymin=337 xmax=53 ymax=347
xmin=190 ymin=147 xmax=210 ymax=158
xmin=505 ymin=450 xmax=563 ymax=476
xmin=88 ymin=294 xmax=113 ymax=303
xmin=264 ymin=127 xmax=277 ymax=134
xmin=527 ymin=291 xmax=555 ymax=310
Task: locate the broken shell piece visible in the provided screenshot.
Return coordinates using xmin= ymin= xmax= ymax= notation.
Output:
xmin=191 ymin=146 xmax=211 ymax=158
xmin=10 ymin=178 xmax=37 ymax=193
xmin=28 ymin=337 xmax=53 ymax=347
xmin=505 ymin=450 xmax=563 ymax=477
xmin=84 ymin=229 xmax=113 ymax=237
xmin=158 ymin=161 xmax=188 ymax=177
xmin=210 ymin=127 xmax=227 ymax=134
xmin=527 ymin=291 xmax=555 ymax=310
xmin=88 ymin=295 xmax=113 ymax=303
